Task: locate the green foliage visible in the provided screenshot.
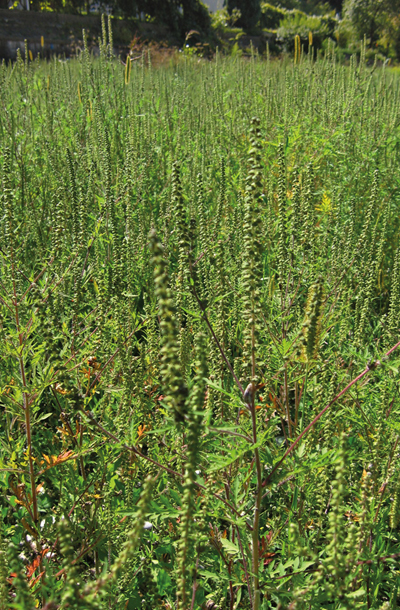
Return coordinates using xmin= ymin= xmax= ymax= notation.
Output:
xmin=260 ymin=2 xmax=287 ymax=30
xmin=343 ymin=0 xmax=400 ymax=46
xmin=277 ymin=9 xmax=336 ymax=50
xmin=210 ymin=7 xmax=243 ymax=40
xmin=1 ymin=41 xmax=400 ymax=610
xmin=256 ymin=0 xmax=336 ymax=16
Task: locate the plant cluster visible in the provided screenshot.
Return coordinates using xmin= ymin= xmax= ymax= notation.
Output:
xmin=217 ymin=1 xmax=400 ymax=61
xmin=1 ymin=37 xmax=400 ymax=609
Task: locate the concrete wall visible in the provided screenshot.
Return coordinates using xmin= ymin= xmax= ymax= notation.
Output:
xmin=0 ymin=38 xmax=88 ymax=60
xmin=0 ymin=9 xmax=136 ymax=60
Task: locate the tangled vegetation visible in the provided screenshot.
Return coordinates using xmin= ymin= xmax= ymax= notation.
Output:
xmin=1 ymin=34 xmax=400 ymax=609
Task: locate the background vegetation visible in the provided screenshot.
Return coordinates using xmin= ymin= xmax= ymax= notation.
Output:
xmin=2 ymin=0 xmax=400 ymax=61
xmin=2 ymin=28 xmax=400 ymax=610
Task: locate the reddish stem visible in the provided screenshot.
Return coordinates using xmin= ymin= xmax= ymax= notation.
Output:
xmin=262 ymin=340 xmax=400 ymax=488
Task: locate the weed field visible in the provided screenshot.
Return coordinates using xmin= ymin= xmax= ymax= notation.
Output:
xmin=1 ymin=37 xmax=400 ymax=609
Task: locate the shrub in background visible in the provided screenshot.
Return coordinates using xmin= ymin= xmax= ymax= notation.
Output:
xmin=260 ymin=2 xmax=286 ymax=29
xmin=258 ymin=0 xmax=335 ymax=15
xmin=277 ymin=9 xmax=336 ymax=50
xmin=210 ymin=6 xmax=243 ymax=47
xmin=333 ymin=16 xmax=354 ymax=48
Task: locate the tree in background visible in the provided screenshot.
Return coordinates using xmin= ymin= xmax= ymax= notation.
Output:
xmin=259 ymin=0 xmax=342 ymax=16
xmin=117 ymin=0 xmax=139 ymax=17
xmin=180 ymin=0 xmax=211 ymax=34
xmin=343 ymin=0 xmax=400 ymax=45
xmin=115 ymin=0 xmax=211 ymax=36
xmin=225 ymin=0 xmax=261 ymax=32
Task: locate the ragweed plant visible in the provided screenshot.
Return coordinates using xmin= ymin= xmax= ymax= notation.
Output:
xmin=149 ymin=229 xmax=188 ymax=424
xmin=298 ymin=277 xmax=324 ymax=363
xmin=1 ymin=42 xmax=400 ymax=610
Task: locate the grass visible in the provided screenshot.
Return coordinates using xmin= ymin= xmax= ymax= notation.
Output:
xmin=1 ymin=36 xmax=400 ymax=609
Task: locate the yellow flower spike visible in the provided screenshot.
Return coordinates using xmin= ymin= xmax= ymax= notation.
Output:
xmin=294 ymin=35 xmax=301 ymax=65
xmin=125 ymin=55 xmax=131 ymax=85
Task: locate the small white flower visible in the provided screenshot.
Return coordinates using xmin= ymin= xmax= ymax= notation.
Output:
xmin=195 ymin=470 xmax=201 ymax=475
xmin=143 ymin=521 xmax=153 ymax=530
xmin=40 ymin=519 xmax=46 ymax=529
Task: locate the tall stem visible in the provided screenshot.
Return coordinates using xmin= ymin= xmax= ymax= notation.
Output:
xmin=284 ymin=364 xmax=292 ymax=438
xmin=11 ymin=254 xmax=38 ymax=522
xmin=263 ymin=339 xmax=400 ymax=489
xmin=251 ymin=326 xmax=262 ymax=610
xmin=299 ymin=364 xmax=309 ymax=431
xmin=236 ymin=526 xmax=253 ymax=610
xmin=251 ymin=398 xmax=262 ymax=610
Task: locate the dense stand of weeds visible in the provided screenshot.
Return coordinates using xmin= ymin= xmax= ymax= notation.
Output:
xmin=2 ymin=30 xmax=400 ymax=609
